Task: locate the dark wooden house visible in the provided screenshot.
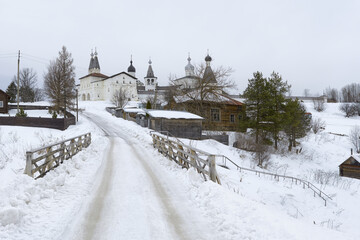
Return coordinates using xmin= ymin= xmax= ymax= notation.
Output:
xmin=339 ymin=155 xmax=360 ymax=179
xmin=175 ymin=93 xmax=245 ymax=131
xmin=0 ymin=90 xmax=10 ymax=114
xmin=147 ymin=110 xmax=203 ymax=139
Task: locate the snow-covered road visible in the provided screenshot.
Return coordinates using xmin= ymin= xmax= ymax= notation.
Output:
xmin=61 ymin=112 xmax=217 ymax=240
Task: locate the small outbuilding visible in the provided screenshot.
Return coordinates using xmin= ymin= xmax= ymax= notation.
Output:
xmin=339 ymin=155 xmax=360 ymax=179
xmin=0 ymin=90 xmax=10 ymax=114
xmin=147 ymin=110 xmax=203 ymax=139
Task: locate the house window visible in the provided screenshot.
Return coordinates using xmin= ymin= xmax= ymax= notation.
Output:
xmin=0 ymin=101 xmax=3 ymax=108
xmin=211 ymin=108 xmax=220 ymax=122
xmin=230 ymin=114 xmax=235 ymax=123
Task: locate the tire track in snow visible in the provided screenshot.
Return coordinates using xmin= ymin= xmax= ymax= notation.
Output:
xmin=81 ymin=137 xmax=115 ymax=240
xmin=80 ymin=112 xmax=190 ymax=240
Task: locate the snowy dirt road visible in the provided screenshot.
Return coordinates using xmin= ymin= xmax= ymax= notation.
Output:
xmin=61 ymin=113 xmax=217 ymax=240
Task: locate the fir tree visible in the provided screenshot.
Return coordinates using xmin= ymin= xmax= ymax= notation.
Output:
xmin=146 ymin=100 xmax=152 ymax=109
xmin=6 ymin=81 xmax=17 ymax=103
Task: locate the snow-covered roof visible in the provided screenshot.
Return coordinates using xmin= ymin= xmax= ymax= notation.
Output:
xmin=123 ymin=108 xmax=145 ymax=114
xmin=146 ymin=110 xmax=203 ymax=120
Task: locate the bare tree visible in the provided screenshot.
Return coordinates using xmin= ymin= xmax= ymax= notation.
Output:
xmin=252 ymin=141 xmax=271 ymax=168
xmin=339 ymin=103 xmax=357 ymax=117
xmin=311 ymin=118 xmax=326 ymax=134
xmin=303 ymin=88 xmax=310 ymax=97
xmin=324 ymin=87 xmax=339 ymax=102
xmin=44 ymin=46 xmax=76 ymax=115
xmin=111 ymin=88 xmax=129 ymax=108
xmin=349 ymin=125 xmax=360 ymax=153
xmin=341 ymin=83 xmax=360 ymax=103
xmin=313 ymin=98 xmax=326 ymax=112
xmin=12 ymin=68 xmax=39 ymax=102
xmin=172 ymin=63 xmax=235 ymax=116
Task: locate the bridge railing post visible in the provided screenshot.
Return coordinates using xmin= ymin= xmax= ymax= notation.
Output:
xmin=24 ymin=152 xmax=33 ymax=177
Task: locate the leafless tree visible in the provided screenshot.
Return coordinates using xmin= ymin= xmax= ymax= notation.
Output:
xmin=13 ymin=68 xmax=40 ymax=102
xmin=171 ymin=63 xmax=236 ymax=116
xmin=339 ymin=103 xmax=357 ymax=117
xmin=349 ymin=125 xmax=360 ymax=153
xmin=252 ymin=141 xmax=271 ymax=168
xmin=341 ymin=83 xmax=360 ymax=103
xmin=311 ymin=118 xmax=326 ymax=134
xmin=313 ymin=98 xmax=326 ymax=112
xmin=111 ymin=88 xmax=129 ymax=108
xmin=324 ymin=87 xmax=339 ymax=102
xmin=303 ymin=88 xmax=310 ymax=97
xmin=44 ymin=46 xmax=76 ymax=115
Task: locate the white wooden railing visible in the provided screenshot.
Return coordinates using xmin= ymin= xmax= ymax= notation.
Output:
xmin=24 ymin=133 xmax=91 ymax=179
xmin=151 ymin=131 xmax=221 ymax=184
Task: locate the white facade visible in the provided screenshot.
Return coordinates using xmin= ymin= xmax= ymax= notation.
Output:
xmin=78 ymin=51 xmax=138 ymax=102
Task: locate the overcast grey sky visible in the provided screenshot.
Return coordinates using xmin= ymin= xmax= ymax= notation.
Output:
xmin=1 ymin=0 xmax=359 ymax=96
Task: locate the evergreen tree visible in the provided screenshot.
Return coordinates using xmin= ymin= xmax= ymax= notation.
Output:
xmin=283 ymin=99 xmax=310 ymax=151
xmin=146 ymin=100 xmax=152 ymax=109
xmin=242 ymin=71 xmax=269 ymax=143
xmin=6 ymin=81 xmax=17 ymax=103
xmin=265 ymin=72 xmax=290 ymax=149
xmin=44 ymin=46 xmax=76 ymax=115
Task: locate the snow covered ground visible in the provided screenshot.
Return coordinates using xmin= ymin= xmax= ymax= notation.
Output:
xmin=0 ymin=100 xmax=359 ymax=239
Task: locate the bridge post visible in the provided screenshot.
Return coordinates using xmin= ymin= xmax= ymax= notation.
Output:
xmin=209 ymin=155 xmax=220 ymax=184
xmin=24 ymin=152 xmax=33 ymax=177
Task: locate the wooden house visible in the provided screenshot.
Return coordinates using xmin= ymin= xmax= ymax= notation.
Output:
xmin=0 ymin=90 xmax=10 ymax=114
xmin=146 ymin=110 xmax=203 ymax=139
xmin=339 ymin=155 xmax=360 ymax=179
xmin=175 ymin=93 xmax=245 ymax=131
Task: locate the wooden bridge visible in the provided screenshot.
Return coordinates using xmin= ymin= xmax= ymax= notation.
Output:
xmin=24 ymin=133 xmax=91 ymax=179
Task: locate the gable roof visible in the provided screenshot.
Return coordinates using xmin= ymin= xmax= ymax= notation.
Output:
xmin=0 ymin=89 xmax=9 ymax=97
xmin=79 ymin=72 xmax=108 ymax=80
xmin=340 ymin=155 xmax=360 ymax=166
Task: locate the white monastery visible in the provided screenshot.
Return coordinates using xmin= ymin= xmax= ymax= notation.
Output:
xmin=78 ymin=49 xmax=216 ymax=105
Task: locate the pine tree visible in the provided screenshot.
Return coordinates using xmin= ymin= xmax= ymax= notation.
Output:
xmin=6 ymin=81 xmax=17 ymax=103
xmin=283 ymin=99 xmax=310 ymax=151
xmin=242 ymin=71 xmax=269 ymax=143
xmin=265 ymin=72 xmax=290 ymax=149
xmin=44 ymin=46 xmax=76 ymax=115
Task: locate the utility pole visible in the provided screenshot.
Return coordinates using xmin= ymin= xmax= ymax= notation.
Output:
xmin=17 ymin=50 xmax=20 ymax=113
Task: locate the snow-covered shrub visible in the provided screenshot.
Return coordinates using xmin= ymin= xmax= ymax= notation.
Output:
xmin=339 ymin=103 xmax=357 ymax=117
xmin=349 ymin=125 xmax=360 ymax=153
xmin=313 ymin=98 xmax=326 ymax=112
xmin=311 ymin=118 xmax=326 ymax=134
xmin=252 ymin=142 xmax=271 ymax=168
xmin=308 ymin=169 xmax=354 ymax=190
xmin=233 ymin=133 xmax=256 ymax=152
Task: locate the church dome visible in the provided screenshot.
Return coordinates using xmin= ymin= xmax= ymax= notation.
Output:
xmin=128 ymin=60 xmax=136 ymax=73
xmin=205 ymin=54 xmax=212 ymax=62
xmin=185 ymin=56 xmax=195 ymax=71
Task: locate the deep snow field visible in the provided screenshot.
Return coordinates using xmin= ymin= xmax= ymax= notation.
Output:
xmin=0 ymin=101 xmax=359 ymax=239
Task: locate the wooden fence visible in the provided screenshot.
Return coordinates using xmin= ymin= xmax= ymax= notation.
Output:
xmin=217 ymin=155 xmax=333 ymax=206
xmin=151 ymin=131 xmax=332 ymax=206
xmin=151 ymin=131 xmax=221 ymax=184
xmin=24 ymin=133 xmax=91 ymax=179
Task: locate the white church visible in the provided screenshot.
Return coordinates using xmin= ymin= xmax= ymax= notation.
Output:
xmin=78 ymin=49 xmax=215 ymax=105
xmin=78 ymin=50 xmax=160 ymax=102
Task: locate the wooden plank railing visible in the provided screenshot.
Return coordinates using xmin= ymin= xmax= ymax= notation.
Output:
xmin=24 ymin=133 xmax=91 ymax=179
xmin=217 ymin=155 xmax=332 ymax=206
xmin=150 ymin=131 xmax=221 ymax=185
